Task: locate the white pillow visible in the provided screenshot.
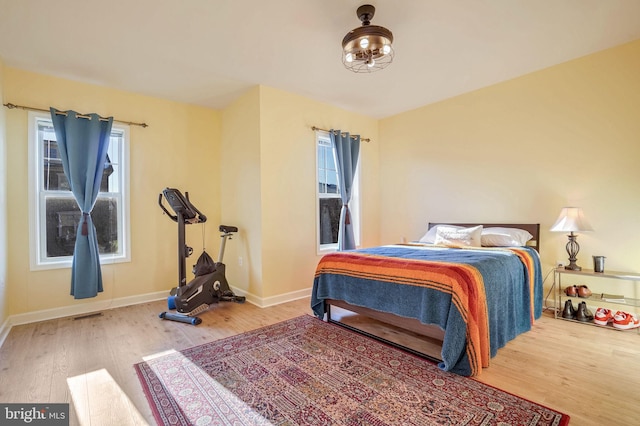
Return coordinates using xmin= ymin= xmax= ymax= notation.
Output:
xmin=434 ymin=225 xmax=483 ymax=247
xmin=418 ymin=225 xmax=463 ymax=243
xmin=481 ymin=227 xmax=533 ymax=247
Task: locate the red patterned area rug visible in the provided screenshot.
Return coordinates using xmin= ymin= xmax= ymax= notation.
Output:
xmin=135 ymin=315 xmax=569 ymax=425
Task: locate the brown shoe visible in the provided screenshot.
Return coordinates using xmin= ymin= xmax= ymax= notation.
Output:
xmin=562 ymin=300 xmax=576 ymax=319
xmin=565 ymin=285 xmax=578 ymax=297
xmin=575 ymin=302 xmax=594 ymax=322
xmin=577 ymin=285 xmax=592 ymax=298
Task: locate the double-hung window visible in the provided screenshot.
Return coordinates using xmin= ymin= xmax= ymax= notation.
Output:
xmin=29 ymin=111 xmax=131 ymax=270
xmin=315 ymin=130 xmax=359 ymax=253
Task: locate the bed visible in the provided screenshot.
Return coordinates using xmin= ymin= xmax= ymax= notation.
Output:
xmin=311 ymin=223 xmax=542 ymax=377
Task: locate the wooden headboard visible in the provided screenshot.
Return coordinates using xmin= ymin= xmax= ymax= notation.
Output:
xmin=427 ymin=223 xmax=540 ymax=252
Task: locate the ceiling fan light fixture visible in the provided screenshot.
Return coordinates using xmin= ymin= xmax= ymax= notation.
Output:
xmin=341 ymin=4 xmax=394 ymax=73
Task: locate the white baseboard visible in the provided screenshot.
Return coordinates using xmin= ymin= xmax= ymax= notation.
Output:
xmin=234 ymin=286 xmax=311 ymax=308
xmin=6 ymin=290 xmax=168 ymax=328
xmin=0 ymin=287 xmax=312 ymax=348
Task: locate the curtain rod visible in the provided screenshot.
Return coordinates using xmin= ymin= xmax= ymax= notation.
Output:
xmin=311 ymin=126 xmax=370 ymax=142
xmin=3 ymin=103 xmax=149 ymax=128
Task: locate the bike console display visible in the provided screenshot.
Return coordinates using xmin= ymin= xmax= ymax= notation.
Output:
xmin=158 ymin=187 xmax=207 ymax=224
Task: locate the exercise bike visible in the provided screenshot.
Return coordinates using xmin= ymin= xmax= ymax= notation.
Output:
xmin=157 ymin=188 xmax=245 ymax=325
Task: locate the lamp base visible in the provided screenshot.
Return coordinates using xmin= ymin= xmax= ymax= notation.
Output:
xmin=564 ymin=232 xmax=582 ymax=271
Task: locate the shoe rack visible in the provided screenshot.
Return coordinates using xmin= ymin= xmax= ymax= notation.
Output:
xmin=554 ymin=267 xmax=640 ymax=332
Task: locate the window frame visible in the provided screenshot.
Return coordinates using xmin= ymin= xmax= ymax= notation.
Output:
xmin=28 ymin=111 xmax=131 ymax=271
xmin=315 ymin=130 xmax=360 ymax=254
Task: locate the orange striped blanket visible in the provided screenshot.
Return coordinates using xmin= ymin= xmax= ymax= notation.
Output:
xmin=311 ymin=245 xmax=542 ymax=376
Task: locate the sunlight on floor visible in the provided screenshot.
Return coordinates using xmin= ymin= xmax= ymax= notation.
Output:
xmin=67 ymin=368 xmax=148 ymax=426
xmin=142 ymin=349 xmax=178 ymax=361
xmin=142 ymin=349 xmax=274 ymax=425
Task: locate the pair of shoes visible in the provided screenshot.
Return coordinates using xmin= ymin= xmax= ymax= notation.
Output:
xmin=562 ymin=300 xmax=594 ymax=321
xmin=575 ymin=301 xmax=594 ymax=322
xmin=594 ymin=307 xmax=614 ymax=326
xmin=565 ymin=285 xmax=592 ymax=298
xmin=612 ymin=311 xmax=640 ymax=330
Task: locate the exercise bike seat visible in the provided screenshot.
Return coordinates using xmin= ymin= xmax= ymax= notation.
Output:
xmin=219 ymin=225 xmax=238 ymax=233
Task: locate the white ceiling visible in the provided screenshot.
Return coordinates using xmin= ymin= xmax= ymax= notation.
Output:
xmin=1 ymin=0 xmax=639 ymax=119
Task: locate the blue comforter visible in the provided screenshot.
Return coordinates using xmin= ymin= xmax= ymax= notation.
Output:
xmin=311 ymin=244 xmax=542 ymax=376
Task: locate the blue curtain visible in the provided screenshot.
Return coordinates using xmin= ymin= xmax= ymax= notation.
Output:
xmin=50 ymin=108 xmax=113 ymax=299
xmin=330 ymin=129 xmax=360 ymax=251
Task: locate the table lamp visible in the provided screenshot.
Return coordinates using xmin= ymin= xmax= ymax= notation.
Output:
xmin=550 ymin=207 xmax=594 ymax=271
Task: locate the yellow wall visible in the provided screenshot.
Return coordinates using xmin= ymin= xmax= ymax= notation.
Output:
xmin=258 ymin=86 xmax=379 ymax=300
xmin=220 ymin=87 xmax=263 ymax=298
xmin=0 ymin=59 xmax=8 ymax=326
xmin=4 ymin=68 xmax=221 ymax=315
xmin=221 ymin=86 xmax=379 ymax=303
xmin=379 ymin=40 xmax=640 ymax=275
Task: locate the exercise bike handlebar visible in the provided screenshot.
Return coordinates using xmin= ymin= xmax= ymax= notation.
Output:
xmin=158 ymin=193 xmax=178 ymax=222
xmin=158 ymin=188 xmax=207 ymax=224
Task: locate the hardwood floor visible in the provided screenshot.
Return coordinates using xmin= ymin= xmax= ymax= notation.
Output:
xmin=1 ymin=298 xmax=638 ymax=425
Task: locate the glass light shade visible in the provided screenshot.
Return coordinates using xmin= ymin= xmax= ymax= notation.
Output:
xmin=341 ymin=8 xmax=394 ymax=74
xmin=550 ymin=207 xmax=594 ymax=232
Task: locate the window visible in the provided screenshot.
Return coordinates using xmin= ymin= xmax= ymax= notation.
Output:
xmin=29 ymin=111 xmax=130 ymax=270
xmin=315 ymin=130 xmax=359 ymax=252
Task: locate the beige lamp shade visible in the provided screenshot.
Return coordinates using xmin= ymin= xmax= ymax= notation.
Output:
xmin=550 ymin=207 xmax=594 ymax=233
